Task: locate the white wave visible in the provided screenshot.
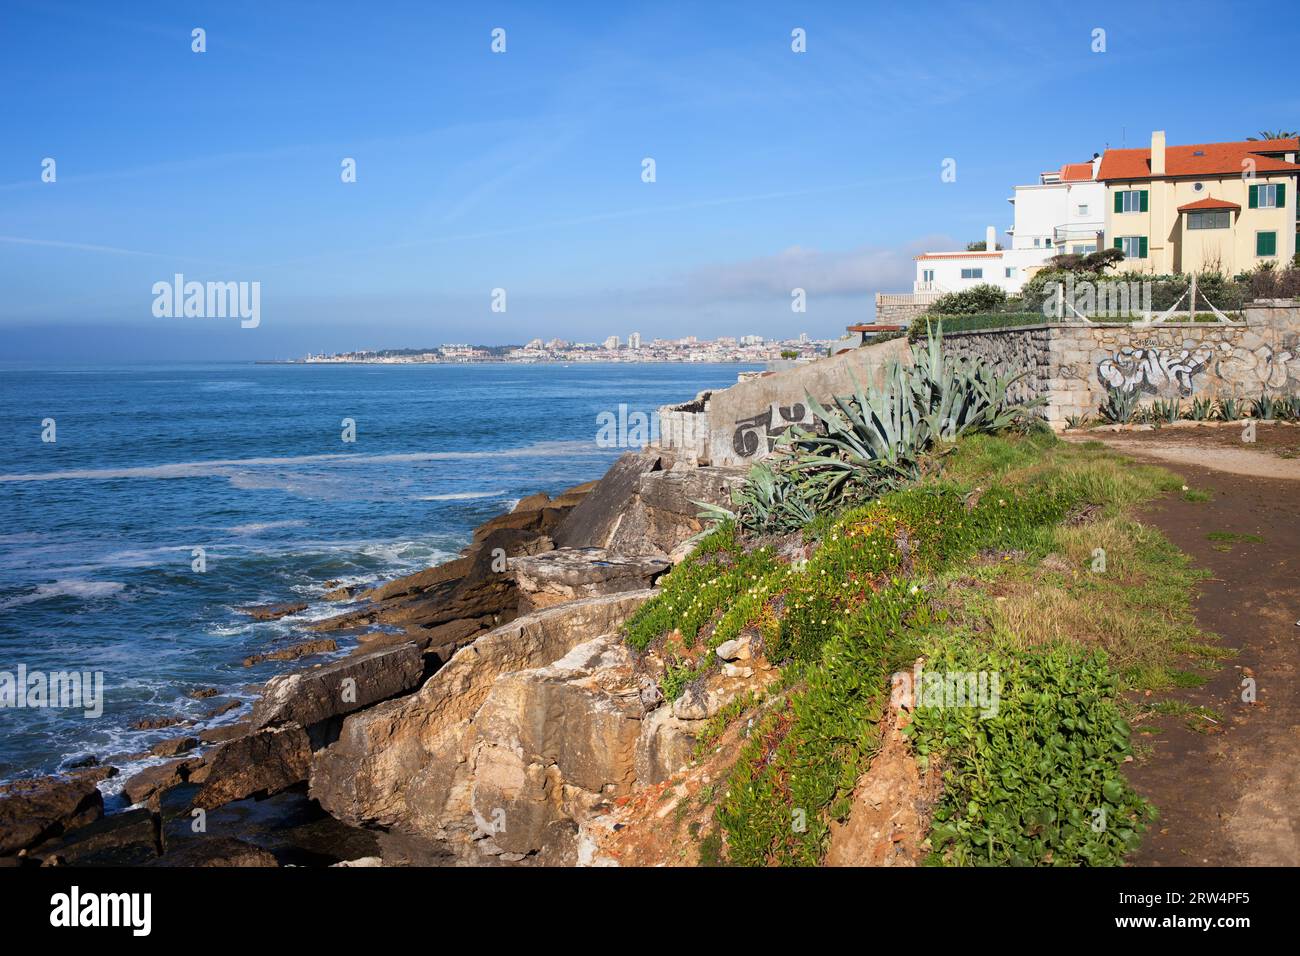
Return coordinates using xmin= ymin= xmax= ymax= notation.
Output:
xmin=0 ymin=440 xmax=603 ymax=483
xmin=415 ymin=491 xmax=503 ymax=501
xmin=0 ymin=580 xmax=127 ymax=610
xmin=226 ymin=519 xmax=308 ymax=535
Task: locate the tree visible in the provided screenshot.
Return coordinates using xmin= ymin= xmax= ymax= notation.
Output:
xmin=1246 ymin=129 xmax=1298 ymax=141
xmin=965 ymin=240 xmax=1004 ymax=251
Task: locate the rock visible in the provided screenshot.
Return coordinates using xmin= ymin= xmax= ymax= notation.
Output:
xmin=672 ymin=685 xmax=717 ymax=721
xmin=122 ymin=759 xmax=203 ymax=806
xmin=310 ymin=590 xmax=654 ymax=832
xmin=150 ymin=736 xmax=199 ymax=758
xmin=550 ymin=479 xmax=598 ymax=509
xmin=250 ymin=642 xmax=424 ymax=730
xmin=511 ymin=548 xmax=670 ymax=612
xmin=634 ymin=707 xmax=698 ymax=786
xmin=28 ymin=807 xmax=159 ymax=866
xmin=721 ymin=663 xmax=753 ymax=679
xmin=242 ymin=638 xmax=337 ymax=668
xmin=130 ymin=715 xmax=190 ymax=731
xmin=551 ymin=452 xmax=663 ymax=550
xmin=155 ymin=836 xmax=279 ymax=867
xmin=331 ymin=856 xmax=383 ymax=867
xmin=192 ymin=724 xmax=312 ymax=809
xmin=68 ymin=766 xmax=118 ymax=786
xmin=204 ymin=700 xmax=243 ymax=720
xmin=239 ymin=601 xmax=308 ymax=621
xmin=0 ymin=775 xmax=104 ymax=855
xmin=605 ymin=466 xmax=745 ymax=558
xmin=715 ymin=635 xmax=753 ymax=662
xmin=199 ymin=722 xmax=249 ymax=745
xmin=468 ymin=637 xmax=646 ymax=855
xmin=188 ymin=687 xmax=219 ymax=700
xmin=513 ymin=492 xmax=551 ymax=513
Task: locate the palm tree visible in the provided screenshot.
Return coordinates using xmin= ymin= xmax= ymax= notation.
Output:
xmin=1247 ymin=129 xmax=1298 ymax=141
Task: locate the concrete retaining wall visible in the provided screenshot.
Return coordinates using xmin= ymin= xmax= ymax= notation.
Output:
xmin=653 ymin=337 xmax=911 ymax=466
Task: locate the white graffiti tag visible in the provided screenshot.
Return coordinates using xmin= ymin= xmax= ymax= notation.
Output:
xmin=1097 ymin=346 xmax=1211 ymax=395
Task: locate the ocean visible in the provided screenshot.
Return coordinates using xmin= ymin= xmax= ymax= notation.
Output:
xmin=0 ymin=361 xmax=753 ymax=793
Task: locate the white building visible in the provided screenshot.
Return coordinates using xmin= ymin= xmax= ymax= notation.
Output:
xmin=912 ymin=157 xmax=1106 ymax=296
xmin=603 ymin=335 xmax=620 ymax=350
xmin=628 ymin=331 xmax=642 ymax=349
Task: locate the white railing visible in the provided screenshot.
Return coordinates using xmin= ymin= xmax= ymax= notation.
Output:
xmin=879 ymin=291 xmax=944 ymax=307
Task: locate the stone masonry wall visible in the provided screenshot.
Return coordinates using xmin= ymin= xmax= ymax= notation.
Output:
xmin=942 ymin=301 xmax=1300 ymax=426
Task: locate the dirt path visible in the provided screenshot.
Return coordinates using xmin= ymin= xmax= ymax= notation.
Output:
xmin=1068 ymin=432 xmax=1300 ymax=866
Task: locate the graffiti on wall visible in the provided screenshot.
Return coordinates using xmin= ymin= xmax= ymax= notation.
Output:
xmin=1096 ymin=346 xmax=1212 ymax=395
xmin=732 ymin=402 xmax=814 ymax=458
xmin=1213 ymin=343 xmax=1298 ymax=391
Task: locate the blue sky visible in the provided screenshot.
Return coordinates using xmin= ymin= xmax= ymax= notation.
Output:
xmin=2 ymin=0 xmax=1297 ymax=360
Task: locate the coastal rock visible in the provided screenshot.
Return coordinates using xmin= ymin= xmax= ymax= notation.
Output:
xmin=130 ymin=715 xmax=190 ymax=731
xmin=551 ymin=452 xmax=663 ymax=551
xmin=715 ymin=635 xmax=753 ymax=662
xmin=309 ymin=590 xmax=654 ymax=832
xmin=189 ymin=687 xmax=219 ymax=699
xmin=26 ymin=807 xmax=159 ymax=866
xmin=154 ymin=836 xmax=279 ymax=867
xmin=150 ymin=736 xmax=200 ymax=758
xmin=122 ymin=758 xmax=203 ymax=806
xmin=193 ymin=724 xmax=312 ymax=809
xmin=468 ymin=636 xmax=645 ymax=856
xmin=510 ymin=548 xmax=670 ymax=613
xmin=204 ymin=700 xmax=243 ymax=720
xmin=250 ymin=642 xmax=424 ymax=730
xmin=634 ymin=707 xmax=699 ymax=786
xmin=199 ymin=721 xmax=250 ymax=745
xmin=239 ymin=601 xmax=308 ymax=621
xmin=242 ymin=637 xmax=338 ymax=668
xmin=605 ymin=466 xmax=745 ymax=558
xmin=0 ymin=774 xmax=104 ymax=855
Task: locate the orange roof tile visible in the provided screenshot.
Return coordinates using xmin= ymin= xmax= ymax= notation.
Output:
xmin=1098 ymin=138 xmax=1300 ymax=181
xmin=1177 ymin=197 xmax=1241 ymax=212
xmin=1059 ymin=162 xmax=1096 ymax=182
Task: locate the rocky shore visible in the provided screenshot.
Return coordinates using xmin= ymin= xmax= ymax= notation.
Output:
xmin=0 ymin=450 xmax=750 ymax=867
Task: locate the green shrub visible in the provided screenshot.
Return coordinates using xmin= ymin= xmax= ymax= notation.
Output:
xmin=928 ymin=283 xmax=1008 ymax=316
xmin=908 ymin=645 xmax=1153 ymax=866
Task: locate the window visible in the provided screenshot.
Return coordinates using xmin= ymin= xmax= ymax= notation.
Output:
xmin=1115 ymin=189 xmax=1148 ymax=213
xmin=1187 ymin=210 xmax=1231 ymax=229
xmin=1032 ymin=238 xmax=1040 ymax=247
xmin=1257 ymin=231 xmax=1277 ymax=257
xmin=922 ymin=269 xmax=935 ymax=283
xmin=1115 ymin=236 xmax=1148 ymax=259
xmin=1072 ymin=244 xmax=1097 ymax=254
xmin=1077 ymin=204 xmax=1089 ymax=216
xmin=960 ymin=268 xmax=984 ymax=279
xmin=1250 ymin=183 xmax=1284 ymax=209
xmin=1045 ymin=238 xmax=1053 ymax=246
xmin=1005 ymin=267 xmax=1014 ymax=278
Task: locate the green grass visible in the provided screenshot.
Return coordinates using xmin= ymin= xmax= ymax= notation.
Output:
xmin=625 ymin=432 xmax=1214 ymax=866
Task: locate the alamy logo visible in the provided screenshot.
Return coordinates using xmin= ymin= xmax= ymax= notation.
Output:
xmin=1042 ymin=275 xmax=1153 ymax=320
xmin=50 ymin=887 xmax=151 ymax=936
xmin=152 ymin=273 xmax=261 ymax=328
xmin=891 ymin=662 xmax=1001 ymax=718
xmin=0 ymin=665 xmax=104 ymax=718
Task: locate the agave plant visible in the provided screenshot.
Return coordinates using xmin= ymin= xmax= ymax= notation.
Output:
xmin=1253 ymin=392 xmax=1278 ymax=421
xmin=1284 ymin=394 xmax=1300 ymax=421
xmin=694 ymin=460 xmax=819 ymax=536
xmin=1150 ymin=398 xmax=1181 ymax=424
xmin=1218 ymin=396 xmax=1241 ymax=421
xmin=782 ymin=323 xmax=1042 ymax=509
xmin=1189 ymin=396 xmax=1216 ymax=421
xmin=1099 ymin=387 xmax=1139 ymax=424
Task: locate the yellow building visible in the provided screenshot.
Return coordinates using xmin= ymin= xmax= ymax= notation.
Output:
xmin=1099 ymin=132 xmax=1298 ymax=276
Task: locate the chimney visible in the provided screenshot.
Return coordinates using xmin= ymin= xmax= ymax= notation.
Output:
xmin=986 ymin=225 xmax=997 ymax=252
xmin=1151 ymin=130 xmax=1166 ymax=176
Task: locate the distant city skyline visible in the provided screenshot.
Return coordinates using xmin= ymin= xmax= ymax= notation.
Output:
xmin=4 ymin=1 xmax=1297 ymax=360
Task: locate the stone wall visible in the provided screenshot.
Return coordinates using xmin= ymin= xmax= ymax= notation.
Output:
xmin=876 ymin=301 xmax=931 ymax=325
xmin=941 ymin=300 xmax=1300 ymax=426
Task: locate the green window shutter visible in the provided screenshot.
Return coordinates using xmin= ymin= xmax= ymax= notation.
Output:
xmin=1277 ymin=183 xmax=1286 ymax=208
xmin=1139 ymin=190 xmax=1149 ymax=212
xmin=1114 ymin=237 xmax=1123 ymax=251
xmin=1114 ymin=191 xmax=1124 ymax=213
xmin=1257 ymin=232 xmax=1276 ymax=256
xmin=1249 ymin=184 xmax=1259 ymax=208
xmin=1139 ymin=236 xmax=1148 ymax=258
